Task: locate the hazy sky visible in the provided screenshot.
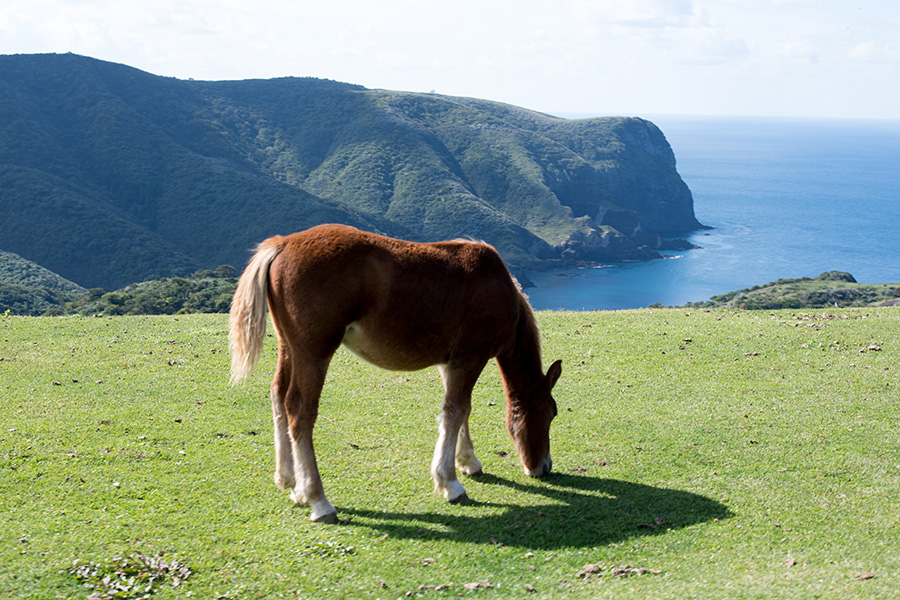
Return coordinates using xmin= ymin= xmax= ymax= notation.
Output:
xmin=2 ymin=0 xmax=899 ymax=119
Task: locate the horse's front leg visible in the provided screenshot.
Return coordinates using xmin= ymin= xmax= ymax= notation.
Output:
xmin=432 ymin=364 xmax=483 ymax=503
xmin=431 ymin=405 xmax=468 ymax=503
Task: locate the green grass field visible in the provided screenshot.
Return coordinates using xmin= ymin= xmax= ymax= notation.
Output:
xmin=1 ymin=309 xmax=898 ymax=599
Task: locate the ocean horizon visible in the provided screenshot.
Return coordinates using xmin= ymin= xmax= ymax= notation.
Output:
xmin=525 ymin=115 xmax=900 ymax=311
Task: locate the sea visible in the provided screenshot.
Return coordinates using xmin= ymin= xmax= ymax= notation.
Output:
xmin=525 ymin=116 xmax=900 ymax=311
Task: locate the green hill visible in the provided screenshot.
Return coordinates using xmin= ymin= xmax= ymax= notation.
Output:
xmin=0 ymin=250 xmax=87 ymax=316
xmin=683 ymin=271 xmax=900 ymax=310
xmin=0 ymin=53 xmax=702 ymax=290
xmin=0 ymin=249 xmax=86 ymax=293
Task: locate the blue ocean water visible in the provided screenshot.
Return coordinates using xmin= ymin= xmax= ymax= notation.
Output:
xmin=526 ymin=116 xmax=900 ymax=311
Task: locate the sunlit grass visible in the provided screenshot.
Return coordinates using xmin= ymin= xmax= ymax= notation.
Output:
xmin=1 ymin=309 xmax=897 ymax=598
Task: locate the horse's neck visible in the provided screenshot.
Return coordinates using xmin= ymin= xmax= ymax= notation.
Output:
xmin=496 ymin=310 xmax=543 ymax=405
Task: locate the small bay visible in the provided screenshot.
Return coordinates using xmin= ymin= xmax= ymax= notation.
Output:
xmin=526 ymin=116 xmax=900 ymax=311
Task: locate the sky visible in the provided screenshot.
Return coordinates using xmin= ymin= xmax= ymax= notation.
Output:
xmin=2 ymin=0 xmax=899 ymax=120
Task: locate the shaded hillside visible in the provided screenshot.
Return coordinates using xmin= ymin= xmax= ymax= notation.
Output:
xmin=0 ymin=55 xmax=384 ymax=289
xmin=0 ymin=53 xmax=702 ymax=289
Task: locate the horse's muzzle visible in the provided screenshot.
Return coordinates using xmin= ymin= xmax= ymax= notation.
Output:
xmin=525 ymin=456 xmax=552 ymax=477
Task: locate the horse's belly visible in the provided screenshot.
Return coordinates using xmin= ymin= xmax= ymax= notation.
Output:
xmin=341 ymin=323 xmax=437 ymax=371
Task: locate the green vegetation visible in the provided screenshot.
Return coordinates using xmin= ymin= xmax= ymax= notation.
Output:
xmin=682 ymin=271 xmax=900 ymax=310
xmin=1 ymin=53 xmax=700 ymax=290
xmin=0 ymin=251 xmax=87 ymax=316
xmin=71 ymin=266 xmax=238 ymax=317
xmin=0 ymin=283 xmax=80 ymax=317
xmin=0 ymin=266 xmax=238 ymax=317
xmin=6 ymin=267 xmax=899 ymax=318
xmin=2 ymin=309 xmax=898 ymax=598
xmin=0 ymin=251 xmax=86 ymax=294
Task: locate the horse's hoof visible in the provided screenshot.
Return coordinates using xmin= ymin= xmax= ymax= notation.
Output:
xmin=449 ymin=492 xmax=470 ymax=504
xmin=311 ymin=511 xmax=339 ymax=524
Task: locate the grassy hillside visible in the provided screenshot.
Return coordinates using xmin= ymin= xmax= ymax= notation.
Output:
xmin=0 ymin=250 xmax=86 ymax=293
xmin=686 ymin=271 xmax=900 ymax=310
xmin=1 ymin=308 xmax=897 ymax=598
xmin=0 ymin=55 xmax=380 ymax=289
xmin=1 ymin=53 xmax=700 ymax=290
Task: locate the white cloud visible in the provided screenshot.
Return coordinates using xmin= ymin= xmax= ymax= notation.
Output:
xmin=775 ymin=38 xmax=820 ymax=64
xmin=849 ymin=41 xmax=877 ymax=61
xmin=1 ymin=0 xmax=899 ymax=118
xmin=593 ymin=0 xmax=697 ymax=26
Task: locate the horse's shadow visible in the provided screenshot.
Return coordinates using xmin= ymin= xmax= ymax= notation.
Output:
xmin=340 ymin=473 xmax=732 ymax=550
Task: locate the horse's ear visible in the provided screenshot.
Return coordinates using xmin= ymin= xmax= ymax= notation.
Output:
xmin=546 ymin=359 xmax=562 ymax=389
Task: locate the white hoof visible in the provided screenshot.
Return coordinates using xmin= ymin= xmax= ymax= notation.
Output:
xmin=310 ymin=499 xmax=338 ymax=523
xmin=439 ymin=479 xmax=468 ymax=503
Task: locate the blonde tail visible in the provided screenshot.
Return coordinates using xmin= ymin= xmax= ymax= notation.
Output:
xmin=228 ymin=237 xmax=286 ymax=384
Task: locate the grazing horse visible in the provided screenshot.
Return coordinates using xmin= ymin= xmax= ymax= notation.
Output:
xmin=229 ymin=224 xmax=561 ymax=523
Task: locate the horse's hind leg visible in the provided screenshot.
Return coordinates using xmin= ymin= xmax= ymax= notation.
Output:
xmin=456 ymin=418 xmax=483 ymax=476
xmin=271 ymin=344 xmax=295 ymax=491
xmin=284 ymin=355 xmax=337 ymax=523
xmin=433 ymin=364 xmax=484 ymax=503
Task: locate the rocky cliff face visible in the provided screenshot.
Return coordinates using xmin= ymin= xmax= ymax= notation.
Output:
xmin=351 ymin=95 xmax=705 ymax=267
xmin=500 ymin=116 xmax=703 ymax=265
xmin=543 ymin=118 xmax=699 ymax=233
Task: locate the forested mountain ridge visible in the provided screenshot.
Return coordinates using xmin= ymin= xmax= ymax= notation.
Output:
xmin=1 ymin=53 xmax=702 ymax=290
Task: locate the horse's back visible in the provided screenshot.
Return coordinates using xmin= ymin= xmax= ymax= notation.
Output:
xmin=266 ymin=224 xmax=523 ymax=370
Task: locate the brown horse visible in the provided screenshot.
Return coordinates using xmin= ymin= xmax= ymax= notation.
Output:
xmin=229 ymin=224 xmax=561 ymax=523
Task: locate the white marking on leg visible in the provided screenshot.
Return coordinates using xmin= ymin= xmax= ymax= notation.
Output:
xmin=431 ymin=412 xmax=467 ymax=502
xmin=288 ymin=424 xmax=337 ymax=522
xmin=443 ymin=479 xmax=467 ymax=503
xmin=271 ymin=388 xmax=295 ymax=490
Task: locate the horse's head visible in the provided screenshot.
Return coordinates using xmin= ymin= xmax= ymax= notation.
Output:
xmin=507 ymin=359 xmax=562 ymax=477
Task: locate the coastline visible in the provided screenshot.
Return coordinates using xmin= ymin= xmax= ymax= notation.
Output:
xmin=525 ymin=116 xmax=900 ymax=311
